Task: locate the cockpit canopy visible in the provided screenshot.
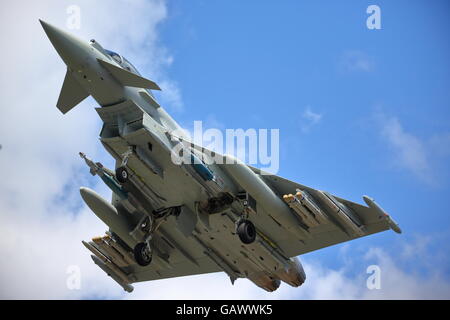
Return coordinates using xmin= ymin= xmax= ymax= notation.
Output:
xmin=105 ymin=49 xmax=141 ymax=76
xmin=103 ymin=49 xmax=156 ymax=97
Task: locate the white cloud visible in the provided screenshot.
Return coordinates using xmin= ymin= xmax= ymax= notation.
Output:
xmin=296 ymin=236 xmax=450 ymax=300
xmin=375 ymin=112 xmax=436 ymax=184
xmin=373 ymin=110 xmax=450 ymax=185
xmin=156 ymin=79 xmax=184 ymax=113
xmin=301 ymin=106 xmax=323 ymax=133
xmin=382 ymin=117 xmax=432 ymax=182
xmin=360 ymin=246 xmax=450 ymax=299
xmin=339 ymin=50 xmax=374 ymax=73
xmin=0 ymin=0 xmax=180 ymax=299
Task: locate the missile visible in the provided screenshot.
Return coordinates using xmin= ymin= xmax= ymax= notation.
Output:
xmin=80 ymin=152 xmax=128 ymax=200
xmin=79 ymin=187 xmax=136 ymax=247
xmin=80 ymin=152 xmax=164 ymax=220
xmin=83 ymin=240 xmax=132 ymax=284
xmin=283 ymin=192 xmax=322 ymax=228
xmin=363 ymin=196 xmax=402 ymax=234
xmin=82 ymin=240 xmax=106 ymax=261
xmin=296 ymin=190 xmax=328 ymax=223
xmin=91 ymin=236 xmax=129 ymax=267
xmin=104 ymin=232 xmax=136 ymax=265
xmin=91 ymin=255 xmax=134 ymax=293
xmin=316 ymin=190 xmax=366 ymax=237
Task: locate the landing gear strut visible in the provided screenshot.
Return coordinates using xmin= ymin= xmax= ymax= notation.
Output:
xmin=133 ymin=242 xmax=152 ymax=266
xmin=236 ymin=194 xmax=257 ymax=244
xmin=131 ymin=207 xmax=181 ymax=266
xmin=116 ymin=147 xmax=134 ymax=183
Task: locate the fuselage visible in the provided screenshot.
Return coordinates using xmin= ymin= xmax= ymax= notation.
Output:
xmin=41 ymin=20 xmax=309 ymax=293
xmin=41 ymin=19 xmax=401 ymax=294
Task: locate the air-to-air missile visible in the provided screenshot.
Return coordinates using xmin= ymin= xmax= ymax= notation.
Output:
xmin=90 ymin=254 xmax=134 ymax=293
xmin=315 ymin=190 xmax=366 ymax=237
xmin=79 ymin=152 xmax=155 ymax=246
xmin=283 ymin=190 xmax=328 ymax=228
xmin=80 ymin=152 xmax=128 ymax=200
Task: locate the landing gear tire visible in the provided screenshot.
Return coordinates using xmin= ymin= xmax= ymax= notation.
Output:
xmin=116 ymin=166 xmax=129 ymax=183
xmin=237 ymin=220 xmax=256 ymax=244
xmin=133 ymin=242 xmax=152 ymax=266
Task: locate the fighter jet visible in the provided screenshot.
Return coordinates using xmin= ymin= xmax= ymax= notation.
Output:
xmin=40 ymin=20 xmax=401 ymax=293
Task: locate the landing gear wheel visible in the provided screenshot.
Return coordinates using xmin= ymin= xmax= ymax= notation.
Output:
xmin=237 ymin=220 xmax=256 ymax=244
xmin=116 ymin=166 xmax=128 ymax=183
xmin=133 ymin=242 xmax=152 ymax=266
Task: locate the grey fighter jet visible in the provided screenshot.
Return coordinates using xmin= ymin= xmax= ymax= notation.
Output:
xmin=40 ymin=20 xmax=401 ymax=293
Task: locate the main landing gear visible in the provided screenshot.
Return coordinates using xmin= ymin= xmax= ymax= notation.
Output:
xmin=132 ymin=207 xmax=181 ymax=267
xmin=236 ymin=219 xmax=256 ymax=244
xmin=133 ymin=217 xmax=153 ymax=267
xmin=133 ymin=242 xmax=152 ymax=266
xmin=235 ymin=192 xmax=257 ymax=244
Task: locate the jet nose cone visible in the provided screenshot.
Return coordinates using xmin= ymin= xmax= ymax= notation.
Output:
xmin=39 ymin=19 xmax=60 ymax=40
xmin=39 ymin=19 xmax=51 ymax=31
xmin=39 ymin=19 xmax=88 ymax=67
xmin=39 ymin=19 xmax=68 ymax=46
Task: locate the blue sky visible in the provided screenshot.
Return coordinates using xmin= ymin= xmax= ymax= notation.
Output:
xmin=1 ymin=0 xmax=449 ymax=299
xmin=147 ymin=0 xmax=450 ymax=277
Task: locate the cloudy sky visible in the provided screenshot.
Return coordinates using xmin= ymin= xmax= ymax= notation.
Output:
xmin=0 ymin=0 xmax=449 ymax=299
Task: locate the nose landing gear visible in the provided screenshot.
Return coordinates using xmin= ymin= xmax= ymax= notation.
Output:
xmin=115 ymin=166 xmax=129 ymax=183
xmin=115 ymin=147 xmax=134 ymax=183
